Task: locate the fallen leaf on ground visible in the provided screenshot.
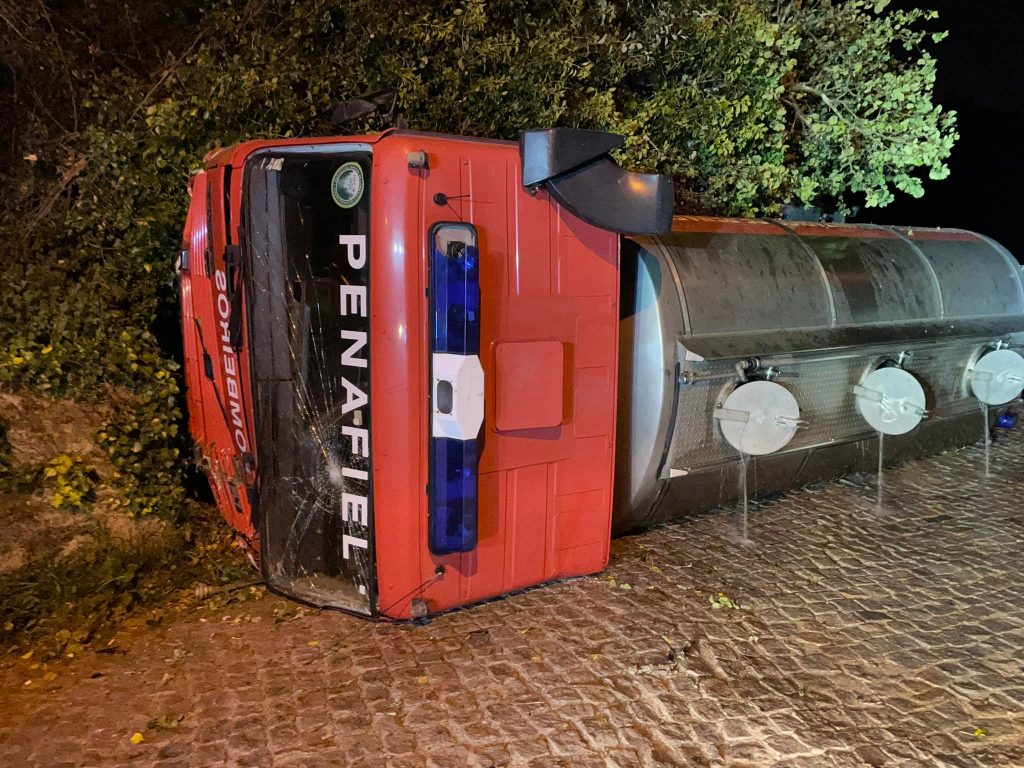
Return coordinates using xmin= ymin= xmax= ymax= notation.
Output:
xmin=130 ymin=732 xmax=145 ymax=744
xmin=147 ymin=714 xmax=184 ymax=731
xmin=709 ymin=592 xmax=738 ymax=610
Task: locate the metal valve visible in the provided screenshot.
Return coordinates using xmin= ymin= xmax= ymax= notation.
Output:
xmin=853 ymin=368 xmax=928 ymax=435
xmin=968 ymin=348 xmax=1024 ymax=405
xmin=714 ymin=380 xmax=803 ymax=455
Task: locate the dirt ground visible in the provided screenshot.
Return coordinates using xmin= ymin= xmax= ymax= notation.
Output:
xmin=1 ymin=429 xmax=1023 ymax=767
xmin=0 ymin=391 xmax=169 ymax=574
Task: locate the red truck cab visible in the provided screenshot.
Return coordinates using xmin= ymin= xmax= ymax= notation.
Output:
xmin=178 ymin=129 xmax=671 ymax=617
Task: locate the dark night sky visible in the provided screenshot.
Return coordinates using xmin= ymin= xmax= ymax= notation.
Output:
xmin=870 ymin=0 xmax=1024 ymax=257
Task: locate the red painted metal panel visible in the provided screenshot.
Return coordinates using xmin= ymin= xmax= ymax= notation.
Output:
xmin=368 ymin=134 xmax=444 ymax=616
xmin=180 ymin=174 xmax=209 ymax=451
xmin=671 ymin=215 xmax=987 ymax=244
xmin=898 ymin=226 xmax=985 ymax=243
xmin=370 ymin=134 xmax=619 ymax=618
xmin=494 ymin=341 xmax=564 ymax=431
xmin=180 ymin=168 xmax=255 ymax=541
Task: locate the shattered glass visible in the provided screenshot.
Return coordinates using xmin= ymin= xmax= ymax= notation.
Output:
xmin=244 ymin=149 xmax=376 ymax=614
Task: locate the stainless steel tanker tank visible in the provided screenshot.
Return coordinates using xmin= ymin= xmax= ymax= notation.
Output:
xmin=615 ymin=217 xmax=1024 ymax=534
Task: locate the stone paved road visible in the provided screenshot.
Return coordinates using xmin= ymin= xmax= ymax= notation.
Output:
xmin=2 ymin=430 xmax=1023 ymax=767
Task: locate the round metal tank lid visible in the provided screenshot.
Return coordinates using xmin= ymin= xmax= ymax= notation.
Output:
xmin=969 ymin=349 xmax=1024 ymax=406
xmin=854 ymin=367 xmax=927 ymax=436
xmin=715 ymin=381 xmax=801 ymax=456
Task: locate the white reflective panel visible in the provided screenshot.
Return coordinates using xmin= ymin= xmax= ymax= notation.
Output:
xmin=969 ymin=349 xmax=1024 ymax=406
xmin=854 ymin=367 xmax=927 ymax=436
xmin=715 ymin=380 xmax=801 ymax=456
xmin=432 ymin=353 xmax=485 ymax=440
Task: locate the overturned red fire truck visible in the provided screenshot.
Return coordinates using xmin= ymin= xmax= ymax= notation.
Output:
xmin=179 ymin=128 xmax=1024 ymax=619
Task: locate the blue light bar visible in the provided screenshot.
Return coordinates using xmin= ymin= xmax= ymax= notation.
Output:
xmin=431 ymin=231 xmax=480 ymax=355
xmin=428 ymin=223 xmax=482 ymax=555
xmin=429 ymin=437 xmax=478 ymax=554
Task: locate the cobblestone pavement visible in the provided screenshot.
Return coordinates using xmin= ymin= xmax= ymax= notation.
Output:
xmin=2 ymin=430 xmax=1024 ymax=768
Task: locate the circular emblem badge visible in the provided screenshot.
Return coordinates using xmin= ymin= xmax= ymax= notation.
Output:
xmin=330 ymin=162 xmax=364 ymax=208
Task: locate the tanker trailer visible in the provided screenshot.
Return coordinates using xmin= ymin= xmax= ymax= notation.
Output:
xmin=177 ymin=127 xmax=1024 ymax=619
xmin=615 ymin=219 xmax=1024 ymax=533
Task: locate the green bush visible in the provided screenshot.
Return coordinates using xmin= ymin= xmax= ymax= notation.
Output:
xmin=0 ymin=0 xmax=956 ymax=518
xmin=42 ymin=454 xmax=99 ymax=510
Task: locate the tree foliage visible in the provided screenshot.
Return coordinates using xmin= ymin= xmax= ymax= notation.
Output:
xmin=0 ymin=0 xmax=956 ymax=515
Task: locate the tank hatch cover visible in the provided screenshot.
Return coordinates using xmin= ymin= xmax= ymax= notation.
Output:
xmin=968 ymin=348 xmax=1024 ymax=405
xmin=715 ymin=380 xmax=802 ymax=456
xmin=854 ymin=367 xmax=927 ymax=436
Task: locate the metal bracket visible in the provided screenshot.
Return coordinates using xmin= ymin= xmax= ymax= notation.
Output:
xmin=713 ymin=406 xmax=807 ymax=429
xmin=851 ymin=384 xmax=929 ymax=417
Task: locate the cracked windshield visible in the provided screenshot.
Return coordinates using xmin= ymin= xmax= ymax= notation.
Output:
xmin=245 ymin=151 xmax=374 ymax=613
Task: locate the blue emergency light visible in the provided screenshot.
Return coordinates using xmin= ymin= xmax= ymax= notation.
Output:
xmin=428 ymin=223 xmax=482 ymax=555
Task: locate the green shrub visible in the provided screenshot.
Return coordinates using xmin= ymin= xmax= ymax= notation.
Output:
xmin=0 ymin=0 xmax=956 ymax=518
xmin=42 ymin=454 xmax=99 ymax=510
